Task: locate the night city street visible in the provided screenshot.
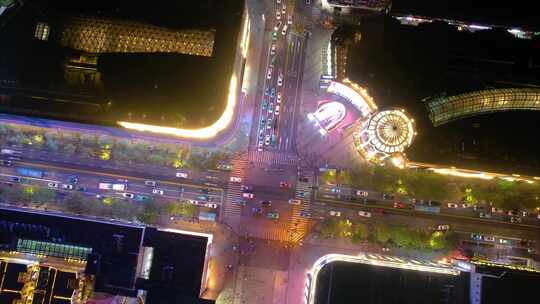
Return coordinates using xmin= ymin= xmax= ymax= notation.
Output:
xmin=1 ymin=0 xmax=540 ymax=304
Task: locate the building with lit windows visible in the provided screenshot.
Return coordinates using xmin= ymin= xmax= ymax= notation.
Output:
xmin=0 ymin=0 xmax=248 ymax=137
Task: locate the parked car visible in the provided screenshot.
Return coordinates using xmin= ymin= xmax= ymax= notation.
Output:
xmin=479 ymin=212 xmax=491 ymax=219
xmin=358 ymin=211 xmax=372 ymax=218
xmin=267 ymin=212 xmax=279 ymax=220
xmin=152 ymin=189 xmax=164 ymax=195
xmin=484 ymin=236 xmax=495 ymax=242
xmin=206 ymin=203 xmax=218 ymax=209
xmin=261 ymin=201 xmax=272 ymax=207
xmin=241 ymin=185 xmax=251 ymax=191
xmin=176 ymin=172 xmax=188 ymax=178
xmin=507 ymin=210 xmax=519 ymax=216
xmin=382 ymin=193 xmax=394 ymax=200
xmin=233 ymin=200 xmax=247 ymax=206
xmin=356 ymin=190 xmax=368 ymax=197
xmin=437 ymin=225 xmax=450 ymax=231
xmin=447 ymin=203 xmax=459 ymax=208
xmin=471 ymin=233 xmax=483 ymax=241
xmin=499 ymin=238 xmax=510 ymax=245
xmin=252 ymin=207 xmax=262 ymax=215
xmin=288 ymin=199 xmax=302 ymax=205
xmin=145 ymin=180 xmax=157 ymax=187
xmin=510 ymin=217 xmax=522 ymax=223
xmin=122 ymin=193 xmax=135 ymax=199
xmin=461 ymin=203 xmax=471 ymax=208
xmin=473 ymin=205 xmax=486 ymax=212
xmin=329 ymin=210 xmax=341 ymax=217
xmin=299 ymin=210 xmax=310 ymax=218
xmin=48 ymin=182 xmax=59 ymax=188
xmin=11 ymin=176 xmax=21 ymax=183
xmin=61 ymin=184 xmax=74 ymax=190
xmin=394 ymin=202 xmax=408 ymax=209
xmin=491 ymin=207 xmax=505 ymax=214
xmin=242 ymin=192 xmax=254 ymax=199
xmin=230 ymin=176 xmax=242 ymax=183
xmin=280 ymin=181 xmax=291 ymax=188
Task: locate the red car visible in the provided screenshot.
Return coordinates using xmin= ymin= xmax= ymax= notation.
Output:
xmin=393 ymin=202 xmax=408 ymax=209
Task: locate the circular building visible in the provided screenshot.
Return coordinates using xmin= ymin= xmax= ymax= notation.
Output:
xmin=355 ymin=108 xmax=416 ymax=162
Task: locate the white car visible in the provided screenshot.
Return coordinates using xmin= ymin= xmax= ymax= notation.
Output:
xmin=281 ymin=24 xmax=288 ymax=35
xmin=484 ymin=236 xmax=495 ymax=242
xmin=176 ymin=172 xmax=188 ymax=178
xmin=287 ymin=14 xmax=292 ymax=24
xmin=276 ymin=92 xmax=282 ymax=103
xmin=277 ymin=76 xmax=283 ymax=86
xmin=329 ymin=210 xmax=341 ymax=217
xmin=358 ymin=211 xmax=372 ymax=218
xmin=277 ymin=0 xmax=281 ymax=3
xmin=461 ymin=203 xmax=471 ymax=208
xmin=499 ymin=238 xmax=510 ymax=245
xmin=266 ymin=67 xmax=273 ymax=79
xmin=152 ymin=189 xmax=164 ymax=195
xmin=242 ymin=192 xmax=254 ymax=199
xmin=356 ymin=190 xmax=368 ymax=197
xmin=230 ymin=176 xmax=242 ymax=183
xmin=274 ymin=105 xmax=280 ymax=116
xmin=288 ymin=199 xmax=302 ymax=205
xmin=48 ymin=182 xmax=59 ymax=188
xmin=145 ymin=180 xmax=157 ymax=187
xmin=492 ymin=207 xmax=504 ymax=214
xmin=436 ymin=224 xmax=450 ymax=231
xmin=274 ymin=21 xmax=282 ymax=32
xmin=282 ymin=4 xmax=286 ymax=14
xmin=270 ymin=43 xmax=276 ymax=55
xmin=276 ymin=10 xmax=281 ymax=20
xmin=61 ymin=184 xmax=74 ymax=190
xmin=206 ymin=203 xmax=218 ymax=209
xmin=447 ymin=203 xmax=459 ymax=208
xmin=265 ymin=135 xmax=271 ymax=145
xmin=122 ymin=193 xmax=135 ymax=199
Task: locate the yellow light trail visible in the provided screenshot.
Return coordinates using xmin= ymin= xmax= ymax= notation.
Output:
xmin=118 ymin=75 xmax=238 ymax=139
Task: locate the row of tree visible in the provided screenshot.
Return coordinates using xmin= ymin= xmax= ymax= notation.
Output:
xmin=319 ymin=218 xmax=458 ymax=251
xmin=0 ymin=124 xmax=230 ymax=171
xmin=0 ymin=183 xmax=203 ymax=225
xmin=323 ymin=163 xmax=540 ymax=211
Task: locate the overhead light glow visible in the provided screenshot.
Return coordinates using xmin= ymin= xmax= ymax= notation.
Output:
xmin=118 ymin=75 xmax=238 ymax=139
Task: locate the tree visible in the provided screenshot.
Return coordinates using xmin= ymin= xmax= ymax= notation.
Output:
xmin=391 ymin=225 xmax=414 ymax=248
xmin=373 ymin=223 xmax=391 ymax=244
xmin=65 ymin=193 xmax=84 ymax=214
xmin=138 ymin=200 xmax=161 ymax=224
xmin=320 ymin=218 xmax=339 ymax=238
xmin=338 ymin=170 xmax=353 ymax=186
xmin=351 ymin=223 xmax=369 ymax=243
xmin=63 ymin=143 xmax=77 ymax=155
xmin=46 ymin=138 xmax=59 ymax=152
xmin=320 ymin=169 xmax=337 ymax=185
xmin=33 ymin=188 xmax=56 ymax=203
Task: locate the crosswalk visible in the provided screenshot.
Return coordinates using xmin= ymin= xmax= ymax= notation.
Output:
xmin=288 ymin=174 xmax=314 ymax=243
xmin=222 ymin=154 xmax=248 ymax=219
xmin=248 ymin=150 xmax=298 ymax=166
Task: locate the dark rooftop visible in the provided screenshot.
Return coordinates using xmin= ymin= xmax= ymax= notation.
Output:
xmin=346 ymin=15 xmax=540 ymax=174
xmin=0 ymin=0 xmax=244 ymax=129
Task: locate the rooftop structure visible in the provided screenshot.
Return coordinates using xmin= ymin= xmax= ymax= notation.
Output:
xmin=0 ymin=207 xmax=213 ymax=303
xmin=322 ymin=0 xmax=391 ymax=13
xmin=424 ymin=88 xmax=540 ymax=126
xmin=59 ymin=16 xmax=215 ymax=56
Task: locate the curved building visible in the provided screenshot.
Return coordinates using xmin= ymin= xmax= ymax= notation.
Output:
xmin=424 ymin=88 xmax=540 ymax=127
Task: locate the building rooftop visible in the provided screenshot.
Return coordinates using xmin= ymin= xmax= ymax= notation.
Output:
xmin=0 ymin=0 xmax=245 ymax=129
